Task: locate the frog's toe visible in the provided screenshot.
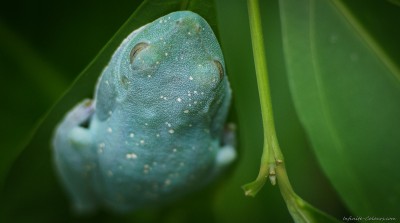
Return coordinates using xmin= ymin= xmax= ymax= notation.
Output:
xmin=216 ymin=145 xmax=236 ymax=166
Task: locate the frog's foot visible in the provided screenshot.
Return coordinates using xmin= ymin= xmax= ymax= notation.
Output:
xmin=216 ymin=145 xmax=236 ymax=168
xmin=59 ymin=99 xmax=94 ymax=130
xmin=53 ymin=99 xmax=98 ymax=214
xmin=216 ymin=123 xmax=237 ymax=167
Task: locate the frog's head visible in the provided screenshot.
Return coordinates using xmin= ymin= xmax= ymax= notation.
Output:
xmin=112 ymin=11 xmax=231 ymax=133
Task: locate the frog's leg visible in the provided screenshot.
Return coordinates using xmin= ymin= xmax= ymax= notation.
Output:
xmin=213 ymin=123 xmax=237 ymax=175
xmin=52 ymin=99 xmax=98 ymax=213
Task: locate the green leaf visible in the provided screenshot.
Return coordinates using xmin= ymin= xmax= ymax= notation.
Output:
xmin=280 ymin=0 xmax=400 ymax=217
xmin=0 ymin=21 xmax=69 ymax=191
xmin=0 ymin=0 xmax=217 ymax=222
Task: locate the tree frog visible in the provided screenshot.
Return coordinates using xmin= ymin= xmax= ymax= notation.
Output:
xmin=52 ymin=11 xmax=235 ymax=213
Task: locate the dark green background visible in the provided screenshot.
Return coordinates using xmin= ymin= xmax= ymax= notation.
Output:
xmin=1 ymin=0 xmax=398 ymax=222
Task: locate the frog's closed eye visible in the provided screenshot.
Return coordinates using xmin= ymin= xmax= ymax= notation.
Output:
xmin=213 ymin=60 xmax=224 ymax=81
xmin=130 ymin=42 xmax=149 ymax=64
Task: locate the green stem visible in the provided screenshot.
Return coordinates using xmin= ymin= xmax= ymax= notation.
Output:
xmin=242 ymin=0 xmax=302 ymax=206
xmin=242 ymin=1 xmax=340 ymax=222
xmin=242 ymin=0 xmax=283 ymax=197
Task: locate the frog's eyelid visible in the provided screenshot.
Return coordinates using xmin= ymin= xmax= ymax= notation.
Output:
xmin=130 ymin=42 xmax=149 ymax=64
xmin=213 ymin=60 xmax=224 ymax=80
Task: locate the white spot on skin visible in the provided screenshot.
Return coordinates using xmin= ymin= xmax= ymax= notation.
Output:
xmin=169 ymin=129 xmax=175 ymax=134
xmin=98 ymin=143 xmax=105 ymax=154
xmin=140 ymin=140 xmax=145 ymax=144
xmin=184 ymin=110 xmax=189 ymax=114
xmin=130 ymin=133 xmax=135 ymax=138
xmin=105 ymin=80 xmax=109 ymax=85
xmin=107 ymin=127 xmax=112 ymax=133
xmin=148 ymin=75 xmax=151 ymax=78
xmin=173 ymin=148 xmax=177 ymax=152
xmin=156 ymin=134 xmax=160 ymax=137
xmin=177 ymin=98 xmax=182 ymax=102
xmin=108 ymin=111 xmax=112 ymax=115
xmin=156 ymin=61 xmax=160 ymax=64
xmin=189 ymin=76 xmax=193 ymax=80
xmin=145 ymin=123 xmax=148 ymax=126
xmin=189 ymin=124 xmax=192 ymax=127
xmin=143 ymin=164 xmax=150 ymax=174
xmin=126 ymin=153 xmax=137 ymax=159
xmin=188 ymin=31 xmax=191 ymax=35
xmin=165 ymin=52 xmax=168 ymax=56
xmin=165 ymin=122 xmax=171 ymax=127
xmin=107 ymin=170 xmax=113 ymax=177
xmin=165 ymin=179 xmax=171 ymax=186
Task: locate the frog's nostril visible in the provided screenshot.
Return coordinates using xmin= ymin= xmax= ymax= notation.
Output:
xmin=194 ymin=24 xmax=202 ymax=33
xmin=175 ymin=18 xmax=183 ymax=25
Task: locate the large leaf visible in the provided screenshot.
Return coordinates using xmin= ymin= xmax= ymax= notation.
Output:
xmin=0 ymin=0 xmax=218 ymax=222
xmin=280 ymin=0 xmax=400 ymax=217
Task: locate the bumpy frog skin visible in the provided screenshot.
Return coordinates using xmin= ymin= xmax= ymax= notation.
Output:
xmin=52 ymin=11 xmax=235 ymax=213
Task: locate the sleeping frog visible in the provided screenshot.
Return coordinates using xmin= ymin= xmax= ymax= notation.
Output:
xmin=52 ymin=11 xmax=235 ymax=213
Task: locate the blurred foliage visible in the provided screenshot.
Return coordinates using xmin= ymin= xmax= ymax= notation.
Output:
xmin=0 ymin=0 xmax=398 ymax=222
xmin=280 ymin=0 xmax=400 ymax=218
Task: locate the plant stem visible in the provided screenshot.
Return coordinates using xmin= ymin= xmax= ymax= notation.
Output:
xmin=242 ymin=0 xmax=307 ymax=217
xmin=242 ymin=0 xmax=283 ymax=196
xmin=242 ymin=1 xmax=340 ymax=222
